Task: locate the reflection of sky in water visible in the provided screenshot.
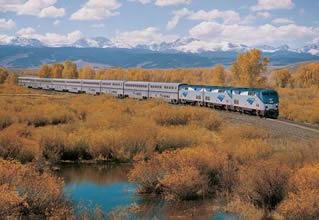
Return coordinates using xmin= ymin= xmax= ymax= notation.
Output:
xmin=61 ymin=164 xmax=242 ymax=220
xmin=64 ymin=181 xmax=138 ymax=214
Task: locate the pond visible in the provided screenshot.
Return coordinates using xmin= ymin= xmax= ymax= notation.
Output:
xmin=58 ymin=163 xmax=241 ymax=220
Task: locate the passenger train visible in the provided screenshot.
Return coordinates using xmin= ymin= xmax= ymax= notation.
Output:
xmin=18 ymin=77 xmax=279 ymax=119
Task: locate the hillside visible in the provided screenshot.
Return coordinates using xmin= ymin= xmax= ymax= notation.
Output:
xmin=0 ymin=45 xmax=318 ymax=69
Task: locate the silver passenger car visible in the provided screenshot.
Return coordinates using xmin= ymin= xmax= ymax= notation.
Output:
xmin=101 ymin=80 xmax=125 ymax=98
xmin=124 ymin=81 xmax=149 ymax=99
xmin=51 ymin=79 xmax=67 ymax=91
xmin=81 ymin=79 xmax=101 ymax=94
xmin=65 ymin=79 xmax=82 ymax=93
xmin=149 ymin=82 xmax=182 ymax=103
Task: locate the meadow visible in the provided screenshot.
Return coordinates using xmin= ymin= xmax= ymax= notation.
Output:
xmin=0 ymin=50 xmax=318 ymax=219
xmin=0 ymin=82 xmax=318 ymax=219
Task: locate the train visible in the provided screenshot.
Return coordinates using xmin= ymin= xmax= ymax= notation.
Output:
xmin=18 ymin=77 xmax=279 ymax=119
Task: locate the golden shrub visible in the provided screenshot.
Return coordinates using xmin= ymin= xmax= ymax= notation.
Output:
xmin=226 ymin=139 xmax=273 ymax=164
xmin=278 ymin=163 xmax=319 ymax=219
xmin=0 ymin=110 xmax=13 ymax=130
xmin=225 ymin=197 xmax=264 ymax=220
xmin=0 ymin=184 xmax=23 ymax=216
xmin=129 ymin=145 xmax=238 ymax=200
xmin=0 ymin=159 xmax=71 ymax=217
xmin=238 ymin=160 xmax=290 ymax=210
xmin=278 ymin=189 xmax=319 ymax=220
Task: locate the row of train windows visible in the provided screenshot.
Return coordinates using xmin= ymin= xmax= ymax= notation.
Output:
xmin=102 ymin=83 xmax=122 ymax=86
xmin=126 ymin=84 xmax=147 ymax=88
xmin=150 ymin=85 xmax=162 ymax=89
xmin=83 ymin=82 xmax=99 ymax=85
xmin=163 ymin=86 xmax=177 ymax=90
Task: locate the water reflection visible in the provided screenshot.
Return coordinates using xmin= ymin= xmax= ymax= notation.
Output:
xmin=58 ymin=164 xmax=241 ymax=220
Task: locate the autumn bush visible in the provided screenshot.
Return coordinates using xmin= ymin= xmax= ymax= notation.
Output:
xmin=22 ymin=104 xmax=75 ymax=127
xmin=0 ymin=110 xmax=13 ymax=130
xmin=237 ymin=160 xmax=290 ymax=210
xmin=0 ymin=159 xmax=72 ymax=217
xmin=278 ymin=163 xmax=319 ymax=220
xmin=129 ymin=145 xmax=238 ymax=200
xmin=279 ymin=87 xmax=319 ymax=124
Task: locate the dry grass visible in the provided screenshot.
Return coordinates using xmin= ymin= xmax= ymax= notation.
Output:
xmin=279 ymin=88 xmax=319 ymax=124
xmin=0 ymin=83 xmax=318 ymax=219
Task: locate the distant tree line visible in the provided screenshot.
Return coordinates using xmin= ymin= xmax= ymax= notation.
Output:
xmin=0 ymin=49 xmax=317 ymax=89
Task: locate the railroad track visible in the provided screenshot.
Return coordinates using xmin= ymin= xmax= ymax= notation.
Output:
xmin=267 ymin=118 xmax=319 ymax=134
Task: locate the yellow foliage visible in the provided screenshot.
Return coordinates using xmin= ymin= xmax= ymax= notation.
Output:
xmin=0 ymin=67 xmax=9 ymax=83
xmin=231 ymin=49 xmax=269 ymax=87
xmin=38 ymin=64 xmax=52 ymax=78
xmin=279 ymin=88 xmax=319 ymax=124
xmin=293 ymin=62 xmax=319 ymax=88
xmin=238 ymin=160 xmax=290 ymax=210
xmin=271 ymin=68 xmax=291 ymax=88
xmin=129 ymin=145 xmax=238 ymax=200
xmin=62 ymin=60 xmax=78 ymax=79
xmin=0 ymin=159 xmax=72 ymax=217
xmin=51 ymin=63 xmax=64 ymax=78
xmin=79 ymin=64 xmax=96 ymax=79
xmin=278 ymin=163 xmax=319 ymax=220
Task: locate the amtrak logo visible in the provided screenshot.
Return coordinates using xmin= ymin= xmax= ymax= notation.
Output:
xmin=217 ymin=95 xmax=225 ymax=102
xmin=182 ymin=91 xmax=188 ymax=97
xmin=247 ymin=98 xmax=255 ymax=105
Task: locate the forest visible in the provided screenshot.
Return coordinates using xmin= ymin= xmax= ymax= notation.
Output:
xmin=0 ymin=49 xmax=318 ymax=219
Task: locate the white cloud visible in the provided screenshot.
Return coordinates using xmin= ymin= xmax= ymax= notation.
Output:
xmin=189 ymin=21 xmax=317 ymax=46
xmin=166 ymin=8 xmax=190 ymax=30
xmin=0 ymin=0 xmax=65 ymax=18
xmin=38 ymin=5 xmax=65 ymax=18
xmin=155 ymin=0 xmax=191 ymax=6
xmin=112 ymin=27 xmax=178 ymax=47
xmin=251 ymin=0 xmax=294 ymax=11
xmin=0 ymin=18 xmax=15 ymax=29
xmin=17 ymin=27 xmax=82 ymax=46
xmin=272 ymin=18 xmax=294 ymax=24
xmin=256 ymin=11 xmax=271 ymax=18
xmin=70 ymin=0 xmax=121 ymax=20
xmin=132 ymin=0 xmax=191 ymax=6
xmin=17 ymin=27 xmax=36 ymax=35
xmin=189 ymin=9 xmax=240 ymax=24
xmin=166 ymin=8 xmax=240 ymax=30
xmin=0 ymin=34 xmax=14 ymax=44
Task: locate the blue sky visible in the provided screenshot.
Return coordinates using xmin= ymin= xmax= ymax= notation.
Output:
xmin=0 ymin=0 xmax=318 ymax=49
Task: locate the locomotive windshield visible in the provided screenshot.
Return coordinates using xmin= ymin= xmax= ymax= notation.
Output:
xmin=261 ymin=91 xmax=279 ymax=104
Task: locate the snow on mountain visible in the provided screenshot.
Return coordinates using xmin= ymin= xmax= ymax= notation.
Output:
xmin=175 ymin=40 xmax=250 ymax=53
xmin=0 ymin=36 xmax=318 ymax=56
xmin=0 ymin=37 xmax=44 ymax=47
xmin=73 ymin=37 xmax=113 ymax=48
xmin=300 ymin=43 xmax=319 ymax=56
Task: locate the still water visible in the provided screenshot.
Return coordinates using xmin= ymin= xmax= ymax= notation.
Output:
xmin=58 ymin=164 xmax=241 ymax=220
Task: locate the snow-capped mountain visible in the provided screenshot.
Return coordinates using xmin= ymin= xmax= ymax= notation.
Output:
xmin=300 ymin=43 xmax=319 ymax=56
xmin=0 ymin=36 xmax=318 ymax=57
xmin=0 ymin=37 xmax=44 ymax=47
xmin=73 ymin=37 xmax=113 ymax=48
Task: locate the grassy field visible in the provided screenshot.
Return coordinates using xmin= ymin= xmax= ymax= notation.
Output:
xmin=0 ymin=83 xmax=318 ymax=219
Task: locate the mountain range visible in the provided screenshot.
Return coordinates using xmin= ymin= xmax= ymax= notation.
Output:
xmin=0 ymin=36 xmax=318 ymax=68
